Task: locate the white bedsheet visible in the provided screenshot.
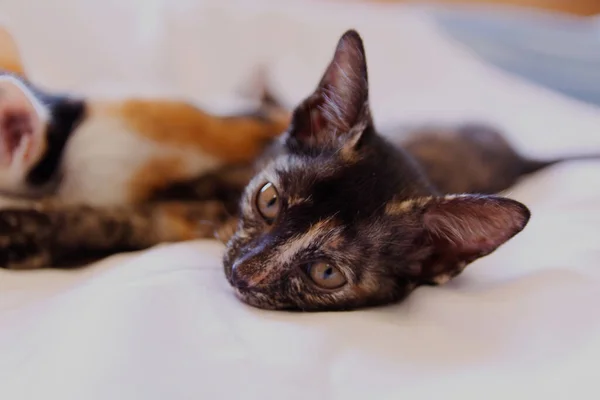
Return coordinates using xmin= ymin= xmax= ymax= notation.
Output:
xmin=1 ymin=1 xmax=600 ymax=398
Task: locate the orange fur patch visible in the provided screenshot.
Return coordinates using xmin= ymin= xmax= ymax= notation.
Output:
xmin=0 ymin=27 xmax=25 ymax=75
xmin=98 ymin=99 xmax=290 ymax=164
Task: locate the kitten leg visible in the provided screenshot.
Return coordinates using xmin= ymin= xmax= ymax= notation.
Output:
xmin=0 ymin=200 xmax=230 ymax=269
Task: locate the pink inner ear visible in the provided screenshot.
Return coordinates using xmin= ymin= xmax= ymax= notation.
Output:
xmin=287 ymin=30 xmax=370 ymax=149
xmin=423 ymin=196 xmax=530 ymax=257
xmin=316 ymin=31 xmax=367 ymax=133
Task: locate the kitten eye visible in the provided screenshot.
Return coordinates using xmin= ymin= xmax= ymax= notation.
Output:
xmin=256 ymin=182 xmax=280 ymax=222
xmin=307 ymin=261 xmax=347 ymax=289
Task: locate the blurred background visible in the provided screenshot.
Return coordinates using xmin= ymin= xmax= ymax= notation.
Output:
xmin=369 ymin=0 xmax=600 ymax=15
xmin=2 ymin=0 xmax=600 ymax=157
xmin=3 ymin=0 xmax=599 ymax=109
xmin=354 ymin=0 xmax=600 ymax=107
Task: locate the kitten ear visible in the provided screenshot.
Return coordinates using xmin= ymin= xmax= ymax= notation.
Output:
xmin=0 ymin=26 xmax=26 ymax=76
xmin=392 ymin=195 xmax=530 ymax=285
xmin=287 ymin=29 xmax=370 ymax=153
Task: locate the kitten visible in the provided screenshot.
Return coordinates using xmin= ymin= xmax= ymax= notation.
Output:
xmin=0 ymin=27 xmax=288 ymax=268
xmin=221 ymin=29 xmax=600 ymax=311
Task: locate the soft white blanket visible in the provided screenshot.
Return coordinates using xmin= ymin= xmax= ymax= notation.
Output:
xmin=1 ymin=1 xmax=600 ymax=399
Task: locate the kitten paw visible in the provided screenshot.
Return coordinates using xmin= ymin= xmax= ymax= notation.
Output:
xmin=0 ymin=208 xmax=53 ymax=269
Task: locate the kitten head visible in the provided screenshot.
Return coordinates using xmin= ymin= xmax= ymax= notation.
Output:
xmin=0 ymin=26 xmax=85 ymax=197
xmin=222 ymin=30 xmax=530 ymax=311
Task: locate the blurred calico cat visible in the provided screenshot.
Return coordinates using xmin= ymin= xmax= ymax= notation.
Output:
xmin=0 ymin=26 xmax=288 ymax=268
xmin=0 ymin=27 xmax=598 ymax=312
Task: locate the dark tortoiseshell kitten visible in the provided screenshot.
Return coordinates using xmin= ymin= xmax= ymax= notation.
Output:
xmin=221 ymin=30 xmax=555 ymax=311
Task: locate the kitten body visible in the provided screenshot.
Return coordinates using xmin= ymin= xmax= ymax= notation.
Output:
xmin=221 ymin=30 xmax=600 ymax=311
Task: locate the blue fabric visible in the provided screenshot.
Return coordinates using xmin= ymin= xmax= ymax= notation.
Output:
xmin=424 ymin=6 xmax=600 ymax=107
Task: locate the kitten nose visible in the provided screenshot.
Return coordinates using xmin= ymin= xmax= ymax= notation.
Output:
xmin=230 ymin=252 xmax=272 ymax=289
xmin=229 ymin=240 xmax=273 ymax=289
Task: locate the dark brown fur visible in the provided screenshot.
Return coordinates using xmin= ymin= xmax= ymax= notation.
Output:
xmin=394 ymin=124 xmax=600 ymax=195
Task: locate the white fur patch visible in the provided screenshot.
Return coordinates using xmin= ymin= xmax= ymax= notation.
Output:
xmin=56 ymin=113 xmax=222 ymax=206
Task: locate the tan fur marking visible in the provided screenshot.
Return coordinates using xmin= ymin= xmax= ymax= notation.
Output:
xmin=287 ymin=196 xmax=311 ymax=207
xmin=339 ymin=118 xmax=368 ymax=162
xmin=325 ymin=228 xmax=344 ymax=250
xmin=385 ymin=197 xmax=433 ymax=215
xmin=274 ymin=217 xmax=339 ymax=266
xmin=128 ymin=156 xmax=187 ymax=203
xmin=432 ymin=273 xmax=452 ymax=285
xmin=339 ymin=145 xmax=359 ymax=163
xmin=93 ymin=99 xmax=289 ymax=164
xmin=0 ymin=27 xmax=25 ymax=75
